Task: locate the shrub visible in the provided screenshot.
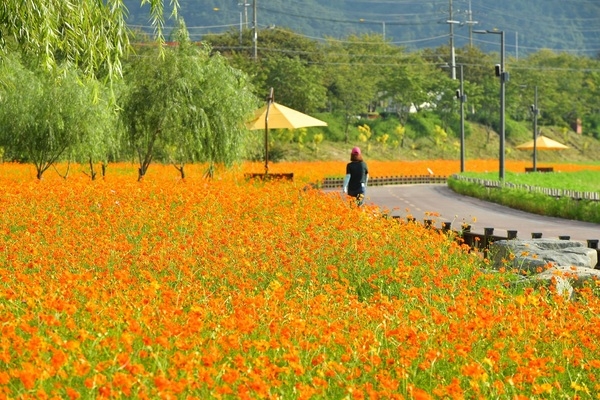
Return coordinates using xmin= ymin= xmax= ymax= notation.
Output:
xmin=406 ymin=111 xmax=444 ymax=139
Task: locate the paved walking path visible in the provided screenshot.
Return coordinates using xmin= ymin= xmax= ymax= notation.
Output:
xmin=359 ymin=184 xmax=600 ymax=243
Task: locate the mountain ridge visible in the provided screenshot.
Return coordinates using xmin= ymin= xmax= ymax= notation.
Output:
xmin=123 ymin=0 xmax=600 ymax=57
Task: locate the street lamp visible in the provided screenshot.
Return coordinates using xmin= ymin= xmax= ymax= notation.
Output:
xmin=457 ymin=64 xmax=466 ymax=172
xmin=530 ymin=86 xmax=539 ymax=172
xmin=441 ymin=62 xmax=466 ymax=171
xmin=474 ymin=29 xmax=507 ymax=181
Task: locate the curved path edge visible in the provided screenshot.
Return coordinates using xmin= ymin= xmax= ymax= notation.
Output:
xmin=361 ymin=184 xmax=600 ymax=242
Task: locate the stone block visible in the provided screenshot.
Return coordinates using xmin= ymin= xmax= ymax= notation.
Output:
xmin=489 ymin=239 xmax=597 ymax=274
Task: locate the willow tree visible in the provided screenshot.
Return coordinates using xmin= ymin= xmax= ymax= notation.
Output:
xmin=0 ymin=56 xmax=111 ymax=179
xmin=0 ymin=0 xmax=177 ymax=79
xmin=120 ymin=22 xmax=257 ymax=180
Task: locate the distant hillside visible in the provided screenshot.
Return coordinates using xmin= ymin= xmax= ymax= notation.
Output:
xmin=123 ymin=0 xmax=600 ymax=57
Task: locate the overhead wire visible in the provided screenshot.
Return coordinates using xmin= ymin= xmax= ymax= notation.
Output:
xmin=127 ymin=1 xmax=599 ymax=57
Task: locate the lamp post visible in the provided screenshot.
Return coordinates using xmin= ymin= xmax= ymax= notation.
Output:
xmin=530 ymin=85 xmax=539 ymax=172
xmin=474 ymin=29 xmax=506 ymax=181
xmin=440 ymin=62 xmax=466 ymax=171
xmin=457 ymin=64 xmax=466 ymax=172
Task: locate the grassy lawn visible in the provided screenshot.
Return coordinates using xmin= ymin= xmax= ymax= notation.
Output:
xmin=450 ymin=170 xmax=600 ymax=223
xmin=460 ymin=170 xmax=600 ymax=192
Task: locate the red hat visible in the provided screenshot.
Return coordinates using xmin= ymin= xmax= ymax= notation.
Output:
xmin=351 ymin=146 xmax=361 ymax=155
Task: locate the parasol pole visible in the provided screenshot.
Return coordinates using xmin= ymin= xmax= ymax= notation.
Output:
xmin=264 ymin=88 xmax=274 ymax=174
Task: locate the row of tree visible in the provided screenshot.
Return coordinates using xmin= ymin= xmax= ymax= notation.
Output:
xmin=0 ymin=2 xmax=599 ymax=179
xmin=0 ymin=21 xmax=258 ymax=180
xmin=204 ymin=28 xmax=600 ymax=142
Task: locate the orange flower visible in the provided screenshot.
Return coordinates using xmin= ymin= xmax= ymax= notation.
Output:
xmin=154 ymin=375 xmax=171 ymax=391
xmin=51 ymin=350 xmax=67 ymax=369
xmin=407 ymin=385 xmax=433 ymax=400
xmin=66 ymin=387 xmax=80 ymax=399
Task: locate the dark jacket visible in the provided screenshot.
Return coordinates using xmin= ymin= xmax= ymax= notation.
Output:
xmin=346 ymin=161 xmax=368 ymax=196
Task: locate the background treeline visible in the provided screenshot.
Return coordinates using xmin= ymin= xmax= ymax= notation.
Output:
xmin=174 ymin=26 xmax=600 ymax=151
xmin=1 ymin=21 xmax=599 ymax=179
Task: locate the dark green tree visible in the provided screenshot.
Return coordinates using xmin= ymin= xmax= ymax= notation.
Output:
xmin=261 ymin=55 xmax=327 ymax=113
xmin=323 ymin=34 xmax=384 ymax=143
xmin=204 ymin=27 xmax=328 ymax=112
xmin=120 ymin=22 xmax=257 ymax=180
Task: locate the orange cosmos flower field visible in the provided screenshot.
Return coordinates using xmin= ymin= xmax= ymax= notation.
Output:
xmin=0 ymin=160 xmax=599 ymax=399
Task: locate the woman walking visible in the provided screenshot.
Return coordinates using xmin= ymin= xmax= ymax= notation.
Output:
xmin=342 ymin=146 xmax=369 ymax=206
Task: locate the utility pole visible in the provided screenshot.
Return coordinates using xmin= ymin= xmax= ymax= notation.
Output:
xmin=448 ymin=0 xmax=457 ymax=80
xmin=238 ymin=2 xmax=250 ymax=27
xmin=474 ymin=29 xmax=507 ymax=181
xmin=531 ymin=86 xmax=539 ymax=172
xmin=252 ymin=0 xmax=257 ymax=61
xmin=465 ymin=0 xmax=477 ymax=46
xmin=238 ymin=2 xmax=250 ymax=46
xmin=499 ymin=30 xmax=506 ymax=181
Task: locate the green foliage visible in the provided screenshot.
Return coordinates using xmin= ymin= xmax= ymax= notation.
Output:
xmin=359 ymin=115 xmax=404 ymax=142
xmin=445 ymin=116 xmax=473 ymax=140
xmin=204 ymin=27 xmax=328 ymax=107
xmin=200 ymin=27 xmax=600 ymax=149
xmin=504 ymin=118 xmax=530 ymax=139
xmin=1 ymin=0 xmax=174 ymax=79
xmin=3 ymin=2 xmax=600 ymax=166
xmin=406 ymin=111 xmax=444 ymax=139
xmin=261 ymin=56 xmax=327 ymax=113
xmin=323 ymin=35 xmax=386 ymax=142
xmin=583 ymin=114 xmax=600 ymax=139
xmin=313 ymin=113 xmax=357 ymax=142
xmin=71 ymin=81 xmax=121 ymax=171
xmin=0 ymin=55 xmax=108 ymax=179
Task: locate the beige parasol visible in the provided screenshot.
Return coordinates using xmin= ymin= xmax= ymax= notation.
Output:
xmin=246 ymin=102 xmax=328 ymax=131
xmin=247 ymin=88 xmax=327 ymax=174
xmin=515 ymin=135 xmax=569 ymax=150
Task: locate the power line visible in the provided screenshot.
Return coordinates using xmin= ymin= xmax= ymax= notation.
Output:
xmin=258 ymin=5 xmax=442 ymax=26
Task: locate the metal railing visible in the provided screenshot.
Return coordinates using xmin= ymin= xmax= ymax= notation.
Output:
xmin=321 ymin=175 xmax=447 ymax=189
